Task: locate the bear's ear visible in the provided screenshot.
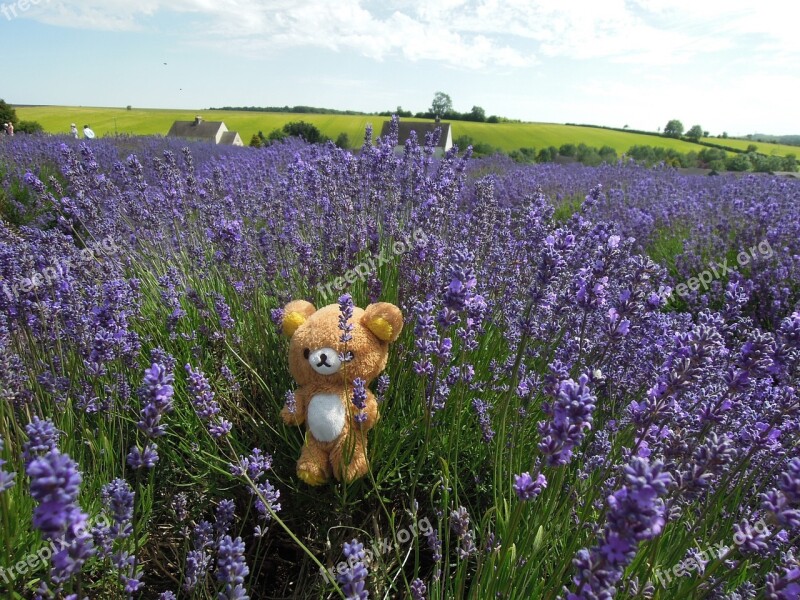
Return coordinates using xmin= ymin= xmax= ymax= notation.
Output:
xmin=362 ymin=302 xmax=403 ymax=343
xmin=282 ymin=300 xmax=316 ymax=337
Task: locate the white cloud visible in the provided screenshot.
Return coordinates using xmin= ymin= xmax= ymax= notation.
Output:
xmin=24 ymin=0 xmax=800 ymax=71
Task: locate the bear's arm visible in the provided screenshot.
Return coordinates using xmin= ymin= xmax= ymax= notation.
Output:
xmin=354 ymin=389 xmax=380 ymax=430
xmin=280 ymin=388 xmax=309 ymax=426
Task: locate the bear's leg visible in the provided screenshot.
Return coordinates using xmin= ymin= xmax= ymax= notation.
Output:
xmin=330 ymin=431 xmax=369 ymax=483
xmin=297 ymin=436 xmax=331 ymax=486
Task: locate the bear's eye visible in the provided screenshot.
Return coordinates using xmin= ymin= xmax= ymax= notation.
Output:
xmin=303 ymin=348 xmax=310 ymax=359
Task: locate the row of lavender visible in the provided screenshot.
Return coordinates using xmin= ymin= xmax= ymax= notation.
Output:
xmin=0 ymin=124 xmax=799 ymax=598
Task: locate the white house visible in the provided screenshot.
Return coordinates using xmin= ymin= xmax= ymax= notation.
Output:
xmin=380 ymin=120 xmax=453 ymax=157
xmin=167 ymin=116 xmax=243 ymax=146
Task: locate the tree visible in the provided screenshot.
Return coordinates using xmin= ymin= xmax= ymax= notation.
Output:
xmin=686 ymin=125 xmax=703 ymax=141
xmin=598 ymin=145 xmax=618 ymax=163
xmin=509 ymin=147 xmax=536 ymax=163
xmin=266 ymin=129 xmax=287 ymax=143
xmin=282 ymin=121 xmax=324 ymax=143
xmin=721 ymin=132 xmax=728 ymax=138
xmin=335 ymin=132 xmax=350 ymax=149
xmin=725 ymin=154 xmax=752 ymax=172
xmin=468 ymin=106 xmax=486 ymax=122
xmin=454 ymin=135 xmax=475 ymax=150
xmin=559 ymin=143 xmax=577 ymax=157
xmin=249 ymin=133 xmax=262 ymax=148
xmin=430 ymin=92 xmax=453 ymax=119
xmin=486 ymin=115 xmax=499 ymax=124
xmin=664 ymin=119 xmax=684 ymax=138
xmin=16 ymin=120 xmax=43 ymax=134
xmin=0 ymin=99 xmax=17 ymax=127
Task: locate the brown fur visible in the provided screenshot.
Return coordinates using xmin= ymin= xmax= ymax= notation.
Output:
xmin=280 ymin=301 xmax=403 ymax=485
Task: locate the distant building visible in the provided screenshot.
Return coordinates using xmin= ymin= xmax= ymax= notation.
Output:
xmin=380 ymin=120 xmax=453 ymax=157
xmin=167 ymin=116 xmax=243 ymax=146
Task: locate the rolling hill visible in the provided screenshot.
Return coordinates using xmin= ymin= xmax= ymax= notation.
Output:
xmin=15 ymin=105 xmax=795 ymax=157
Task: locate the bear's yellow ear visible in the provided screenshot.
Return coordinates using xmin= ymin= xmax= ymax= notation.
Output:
xmin=281 ymin=300 xmax=316 ymax=337
xmin=362 ymin=302 xmax=403 ymax=343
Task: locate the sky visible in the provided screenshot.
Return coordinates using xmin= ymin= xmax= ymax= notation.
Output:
xmin=1 ymin=0 xmax=798 ymax=136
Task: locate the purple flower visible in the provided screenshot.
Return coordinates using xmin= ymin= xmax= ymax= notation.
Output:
xmin=337 ymin=539 xmax=369 ymax=600
xmin=185 ymin=363 xmax=231 ymax=438
xmin=216 ymin=535 xmax=250 ymax=600
xmin=136 ymin=362 xmax=175 ymax=439
xmin=184 ymin=548 xmax=212 ymax=592
xmin=410 ymin=578 xmax=427 ymax=600
xmin=375 ymin=374 xmax=390 ymax=402
xmin=253 ymin=481 xmax=282 ymax=523
xmin=229 ymin=448 xmax=274 ymax=480
xmin=538 ymin=374 xmax=596 ymax=466
xmin=513 ymin=472 xmax=547 ymax=501
xmin=284 ymin=389 xmax=296 ymax=414
xmin=450 ymin=506 xmax=476 ymax=559
xmin=101 ymin=478 xmax=134 ymax=540
xmin=352 ymin=378 xmax=367 ymax=424
xmin=0 ymin=436 xmax=15 ymax=493
xmin=229 ymin=448 xmax=281 ymax=530
xmin=442 ymin=249 xmax=477 ymax=313
xmin=339 ymin=293 xmax=354 ymax=343
xmin=23 ymin=417 xmax=60 ymax=466
xmin=27 ymin=449 xmax=95 ymax=584
xmin=762 ymin=458 xmax=800 ymax=532
xmin=215 ymin=499 xmax=237 ymax=535
xmin=471 ymin=398 xmax=495 ymax=442
xmin=567 ymin=458 xmax=672 ymax=598
xmin=765 ymin=564 xmax=800 ymax=599
xmin=127 ymin=442 xmax=159 ymax=470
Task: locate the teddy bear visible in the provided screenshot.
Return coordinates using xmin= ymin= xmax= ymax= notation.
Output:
xmin=279 ymin=299 xmax=403 ymax=485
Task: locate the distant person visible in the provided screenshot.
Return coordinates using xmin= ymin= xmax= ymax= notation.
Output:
xmin=5 ymin=122 xmax=12 ymax=136
xmin=1 ymin=123 xmax=7 ymax=136
xmin=70 ymin=123 xmax=79 ymax=138
xmin=83 ymin=124 xmax=95 ymax=139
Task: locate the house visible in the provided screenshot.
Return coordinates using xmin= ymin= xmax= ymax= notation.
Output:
xmin=380 ymin=120 xmax=453 ymax=157
xmin=167 ymin=116 xmax=243 ymax=146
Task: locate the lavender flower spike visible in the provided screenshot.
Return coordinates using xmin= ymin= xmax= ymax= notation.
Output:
xmin=0 ymin=436 xmax=15 ymax=493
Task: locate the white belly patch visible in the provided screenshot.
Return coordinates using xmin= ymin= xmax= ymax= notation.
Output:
xmin=307 ymin=393 xmax=346 ymax=442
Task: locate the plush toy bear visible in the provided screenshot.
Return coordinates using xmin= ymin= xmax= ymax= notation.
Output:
xmin=280 ymin=300 xmax=403 ymax=485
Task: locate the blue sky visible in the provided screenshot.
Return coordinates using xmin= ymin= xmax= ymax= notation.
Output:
xmin=1 ymin=0 xmax=798 ymax=135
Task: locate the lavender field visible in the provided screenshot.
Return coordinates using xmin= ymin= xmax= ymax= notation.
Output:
xmin=1 ymin=122 xmax=799 ymax=599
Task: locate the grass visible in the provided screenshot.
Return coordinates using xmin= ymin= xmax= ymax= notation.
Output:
xmin=18 ymin=105 xmax=709 ymax=154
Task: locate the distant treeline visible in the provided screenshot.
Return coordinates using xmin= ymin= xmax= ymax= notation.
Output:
xmin=454 ymin=135 xmax=798 ymax=173
xmin=208 ymin=105 xmax=518 ymax=123
xmin=209 ymin=105 xmax=368 ymax=115
xmin=377 ymin=108 xmax=518 ymax=123
xmin=566 ymin=122 xmax=800 ymax=154
xmin=745 ymin=133 xmax=800 ymax=147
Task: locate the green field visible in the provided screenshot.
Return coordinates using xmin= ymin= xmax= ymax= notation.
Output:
xmin=16 ymin=105 xmax=723 ymax=155
xmin=700 ymin=136 xmax=799 ymax=157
